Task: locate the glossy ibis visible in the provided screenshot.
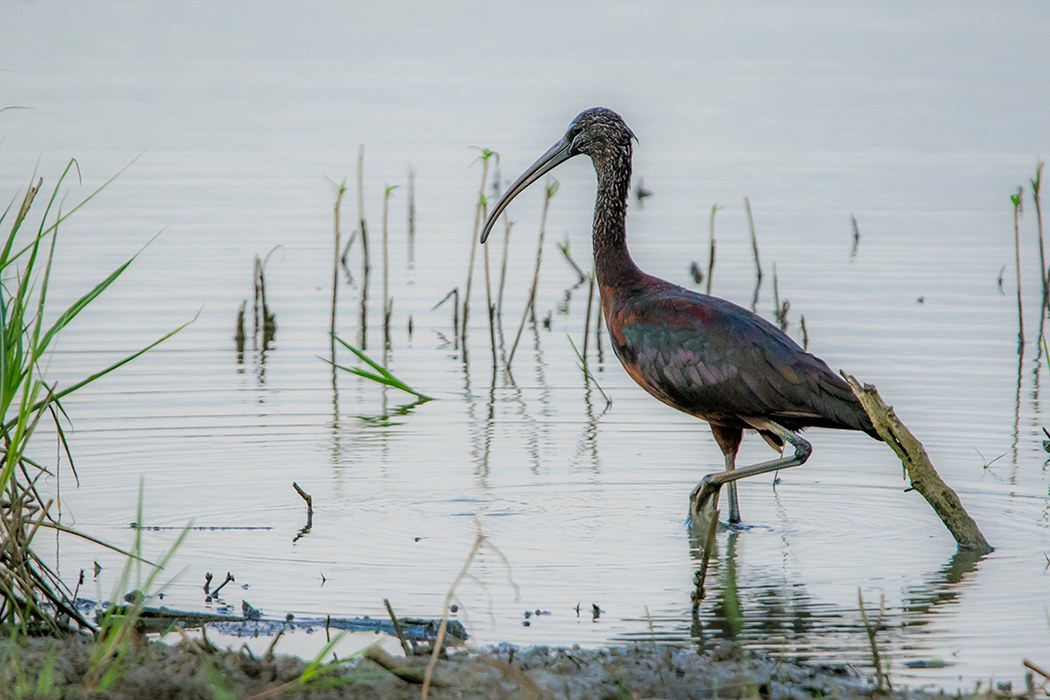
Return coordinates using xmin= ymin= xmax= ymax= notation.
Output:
xmin=480 ymin=108 xmax=878 ymax=524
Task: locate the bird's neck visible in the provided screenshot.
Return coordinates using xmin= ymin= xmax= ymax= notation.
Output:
xmin=592 ymin=154 xmax=641 ymax=287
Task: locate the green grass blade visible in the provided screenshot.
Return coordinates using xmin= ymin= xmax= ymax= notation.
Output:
xmin=36 ymin=254 xmax=134 ymax=359
xmin=328 ymin=335 xmax=434 ymax=401
xmin=332 ymin=334 xmax=386 ymax=374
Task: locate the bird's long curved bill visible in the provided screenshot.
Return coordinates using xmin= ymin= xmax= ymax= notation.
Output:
xmin=480 ymin=134 xmax=574 ymax=244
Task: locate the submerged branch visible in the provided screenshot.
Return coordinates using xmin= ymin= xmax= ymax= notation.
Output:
xmin=842 ymin=373 xmax=992 ymax=554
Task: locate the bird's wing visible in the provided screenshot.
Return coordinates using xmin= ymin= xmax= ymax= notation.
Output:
xmin=609 ymin=285 xmax=869 ymax=432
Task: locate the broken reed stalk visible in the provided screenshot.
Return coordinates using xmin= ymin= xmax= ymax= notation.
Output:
xmin=842 ymin=373 xmax=992 ymax=553
xmin=433 ymin=288 xmax=459 ymax=342
xmin=253 ymin=254 xmax=276 ymax=348
xmin=407 ymin=164 xmax=416 ymax=264
xmin=1012 ymin=188 xmax=1025 ymax=348
xmin=705 ymin=204 xmax=719 ymax=296
xmin=253 ymin=255 xmax=262 ymax=343
xmin=331 ymin=181 xmax=347 ymax=358
xmin=357 ymin=145 xmax=370 ymax=348
xmin=292 ymin=482 xmax=313 ymax=514
xmin=507 ymin=177 xmax=558 ymax=368
xmin=292 ymin=482 xmax=313 ymax=542
xmin=463 ymin=150 xmax=495 ymax=346
xmin=1033 ymin=162 xmax=1047 ymax=313
xmin=851 ymin=215 xmax=861 ymax=260
xmin=382 ymin=184 xmax=398 ymax=360
xmin=772 ymin=263 xmax=789 ymax=331
xmin=234 ymin=300 xmax=246 ymax=358
xmin=858 ymin=589 xmax=891 ymax=692
xmin=744 ymin=196 xmax=762 ymax=281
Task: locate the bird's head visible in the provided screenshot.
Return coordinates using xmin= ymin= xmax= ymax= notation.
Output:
xmin=480 ymin=107 xmax=635 ymax=243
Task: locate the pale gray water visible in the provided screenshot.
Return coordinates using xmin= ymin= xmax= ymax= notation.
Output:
xmin=3 ymin=1 xmax=1050 ymax=690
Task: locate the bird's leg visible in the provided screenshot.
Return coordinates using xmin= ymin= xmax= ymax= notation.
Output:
xmin=725 ymin=452 xmax=740 ymax=524
xmin=709 ymin=425 xmax=743 ymax=524
xmin=690 ymin=419 xmax=811 ymax=526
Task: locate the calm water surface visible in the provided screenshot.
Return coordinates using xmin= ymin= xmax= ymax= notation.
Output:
xmin=4 ymin=2 xmax=1050 ymax=690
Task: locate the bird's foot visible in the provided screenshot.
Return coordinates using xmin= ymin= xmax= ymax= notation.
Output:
xmin=688 ymin=476 xmax=721 ymax=533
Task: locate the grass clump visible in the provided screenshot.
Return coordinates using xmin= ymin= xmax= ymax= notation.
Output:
xmin=0 ymin=160 xmax=188 ymax=636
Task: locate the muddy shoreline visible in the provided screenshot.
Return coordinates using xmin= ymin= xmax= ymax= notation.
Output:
xmin=2 ymin=632 xmax=985 ymax=700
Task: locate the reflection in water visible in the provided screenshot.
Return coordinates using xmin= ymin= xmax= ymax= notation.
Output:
xmin=1013 ymin=344 xmax=1025 ymax=474
xmin=571 ymin=383 xmax=608 ymax=475
xmin=670 ymin=532 xmax=986 ymax=674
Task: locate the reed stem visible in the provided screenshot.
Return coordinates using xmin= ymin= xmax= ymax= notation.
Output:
xmin=1012 ymin=188 xmax=1025 ymax=348
xmin=382 ymin=184 xmax=398 ymax=362
xmin=463 ymin=150 xmax=495 ymax=346
xmin=744 ymin=197 xmax=762 ymax=281
xmin=407 ymin=164 xmax=416 ymax=264
xmin=508 ymin=177 xmax=557 ymax=368
xmin=1032 ymin=162 xmax=1046 ymax=315
xmin=357 ymin=145 xmax=370 ymax=349
xmin=705 ymin=204 xmax=719 ymax=296
xmin=331 ymin=181 xmax=347 ymax=358
xmin=583 ymin=271 xmax=595 ymax=362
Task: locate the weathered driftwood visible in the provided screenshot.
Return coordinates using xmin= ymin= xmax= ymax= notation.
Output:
xmin=842 ymin=373 xmax=992 ymax=554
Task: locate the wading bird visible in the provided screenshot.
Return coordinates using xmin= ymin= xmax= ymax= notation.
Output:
xmin=480 ymin=108 xmax=879 ymax=525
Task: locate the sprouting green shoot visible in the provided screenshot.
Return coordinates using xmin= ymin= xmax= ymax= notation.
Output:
xmin=328 ymin=334 xmax=433 ymax=402
xmin=568 ymin=335 xmax=611 ymax=407
xmin=472 ymin=147 xmax=499 ymax=166
xmin=546 ymin=178 xmax=559 ymax=200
